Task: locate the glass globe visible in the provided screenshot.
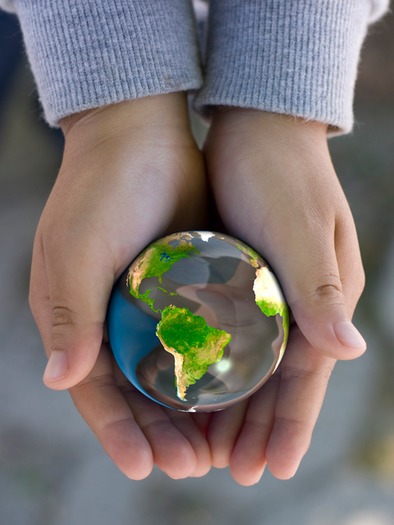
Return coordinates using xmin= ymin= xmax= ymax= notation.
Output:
xmin=107 ymin=231 xmax=289 ymax=412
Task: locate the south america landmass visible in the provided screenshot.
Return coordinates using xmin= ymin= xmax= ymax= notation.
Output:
xmin=156 ymin=305 xmax=232 ymax=400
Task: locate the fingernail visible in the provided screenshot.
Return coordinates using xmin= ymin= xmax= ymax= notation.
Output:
xmin=44 ymin=351 xmax=68 ymax=382
xmin=334 ymin=321 xmax=367 ymax=350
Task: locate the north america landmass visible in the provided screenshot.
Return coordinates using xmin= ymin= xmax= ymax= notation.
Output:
xmin=127 ymin=233 xmax=289 ymax=400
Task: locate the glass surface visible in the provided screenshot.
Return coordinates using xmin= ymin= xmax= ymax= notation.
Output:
xmin=107 ymin=231 xmax=289 ymax=412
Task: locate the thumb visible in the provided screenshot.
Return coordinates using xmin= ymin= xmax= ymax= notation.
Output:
xmin=273 ymin=224 xmax=366 ymax=361
xmin=32 ymin=236 xmax=114 ymax=390
xmin=289 ymin=276 xmax=366 ymax=361
xmin=44 ymin=306 xmax=106 ymax=389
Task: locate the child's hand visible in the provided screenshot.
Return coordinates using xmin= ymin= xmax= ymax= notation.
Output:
xmin=203 ymin=109 xmax=367 ymax=485
xmin=29 ymin=94 xmax=211 ymax=480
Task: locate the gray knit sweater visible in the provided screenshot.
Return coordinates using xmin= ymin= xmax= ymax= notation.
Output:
xmin=1 ymin=0 xmax=390 ymax=132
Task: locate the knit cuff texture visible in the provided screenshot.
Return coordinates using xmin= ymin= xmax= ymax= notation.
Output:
xmin=13 ymin=0 xmax=202 ymax=126
xmin=194 ymin=0 xmax=379 ymax=134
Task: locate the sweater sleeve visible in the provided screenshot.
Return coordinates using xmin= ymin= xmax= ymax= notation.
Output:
xmin=194 ymin=0 xmax=390 ymax=134
xmin=5 ymin=0 xmax=202 ymax=126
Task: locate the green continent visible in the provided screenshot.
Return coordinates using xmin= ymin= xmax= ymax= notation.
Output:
xmin=128 ymin=239 xmax=199 ymax=311
xmin=156 ymin=305 xmax=232 ymax=400
xmin=253 ymin=266 xmax=290 ymax=363
xmin=256 ymin=297 xmax=288 ymax=319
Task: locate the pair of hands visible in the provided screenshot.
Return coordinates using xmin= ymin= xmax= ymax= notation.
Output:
xmin=29 ymin=93 xmax=366 ymax=486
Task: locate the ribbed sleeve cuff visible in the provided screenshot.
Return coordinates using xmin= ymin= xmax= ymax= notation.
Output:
xmin=13 ymin=0 xmax=202 ymax=126
xmin=369 ymin=0 xmax=390 ymax=23
xmin=194 ymin=0 xmax=378 ymax=134
xmin=0 ymin=0 xmax=15 ymax=12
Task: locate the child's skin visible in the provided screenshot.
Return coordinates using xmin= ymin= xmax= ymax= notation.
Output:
xmin=29 ymin=92 xmax=366 ymax=486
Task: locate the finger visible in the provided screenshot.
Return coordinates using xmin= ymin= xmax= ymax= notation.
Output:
xmin=191 ymin=412 xmax=212 ymax=436
xmin=207 ymin=399 xmax=248 ymax=469
xmin=167 ymin=411 xmax=212 ymax=477
xmin=125 ymin=392 xmax=199 ymax=480
xmin=229 ymin=373 xmax=280 ymax=486
xmin=70 ymin=345 xmax=154 ymax=480
xmin=265 ymin=327 xmax=335 ymax=479
xmin=41 ymin=228 xmax=114 ymax=390
xmin=271 ymin=207 xmax=366 ymax=361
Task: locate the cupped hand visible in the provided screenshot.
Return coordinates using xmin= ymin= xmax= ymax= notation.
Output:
xmin=203 ymin=109 xmax=367 ymax=485
xmin=29 ymin=94 xmax=211 ymax=480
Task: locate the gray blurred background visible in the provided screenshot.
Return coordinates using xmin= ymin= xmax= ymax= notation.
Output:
xmin=1 ymin=7 xmax=393 ymax=525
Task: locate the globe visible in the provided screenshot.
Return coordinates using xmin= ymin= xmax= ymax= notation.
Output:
xmin=107 ymin=231 xmax=289 ymax=412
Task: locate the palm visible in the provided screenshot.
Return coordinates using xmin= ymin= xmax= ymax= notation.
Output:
xmin=202 ymin=109 xmax=364 ymax=484
xmin=63 ymin=139 xmax=210 ymax=479
xmin=29 ymin=96 xmax=213 ymax=480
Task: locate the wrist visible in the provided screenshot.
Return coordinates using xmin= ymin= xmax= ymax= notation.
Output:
xmin=212 ymin=108 xmax=328 ymax=136
xmin=207 ymin=109 xmax=330 ymax=160
xmin=60 ymin=93 xmax=193 ymax=145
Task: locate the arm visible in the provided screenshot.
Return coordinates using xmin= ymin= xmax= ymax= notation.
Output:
xmin=14 ymin=0 xmax=212 ymax=479
xmin=193 ymin=0 xmax=388 ymax=485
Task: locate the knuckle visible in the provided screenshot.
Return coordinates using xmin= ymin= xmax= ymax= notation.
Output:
xmin=52 ymin=305 xmax=77 ymax=328
xmin=313 ymin=274 xmax=344 ymax=305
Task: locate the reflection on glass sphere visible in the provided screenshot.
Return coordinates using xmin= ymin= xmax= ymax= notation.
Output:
xmin=107 ymin=231 xmax=289 ymax=412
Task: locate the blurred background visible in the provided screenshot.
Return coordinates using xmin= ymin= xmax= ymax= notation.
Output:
xmin=0 ymin=6 xmax=393 ymax=525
